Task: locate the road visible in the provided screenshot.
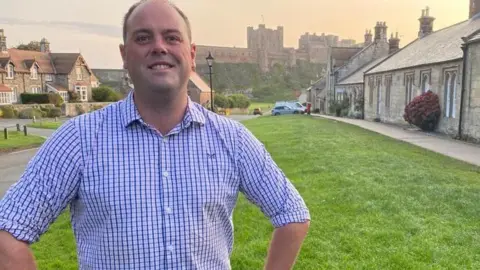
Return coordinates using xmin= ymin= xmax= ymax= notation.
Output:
xmin=0 ymin=114 xmax=258 ymax=199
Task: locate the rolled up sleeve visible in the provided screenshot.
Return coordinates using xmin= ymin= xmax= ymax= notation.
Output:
xmin=236 ymin=125 xmax=310 ymax=228
xmin=0 ymin=120 xmax=83 ymax=244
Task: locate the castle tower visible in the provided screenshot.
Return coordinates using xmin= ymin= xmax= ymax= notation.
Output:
xmin=388 ymin=32 xmax=400 ymax=54
xmin=247 ymin=26 xmax=255 ymax=49
xmin=277 ymin=26 xmax=284 ymax=51
xmin=374 ymin=22 xmax=388 ymax=42
xmin=471 ymin=0 xmax=480 ymax=18
xmin=364 ymin=29 xmax=373 ymax=45
xmin=0 ymin=29 xmax=7 ymax=53
xmin=40 ymin=38 xmax=50 ymax=53
xmin=418 ymin=7 xmax=435 ymax=38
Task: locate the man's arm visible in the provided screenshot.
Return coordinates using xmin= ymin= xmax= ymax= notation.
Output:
xmin=264 ymin=222 xmax=310 ymax=270
xmin=0 ymin=231 xmax=37 ymax=270
xmin=235 ymin=124 xmax=311 ymax=269
xmin=0 ymin=120 xmax=83 ymax=269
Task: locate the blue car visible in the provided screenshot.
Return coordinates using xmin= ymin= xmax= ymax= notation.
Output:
xmin=271 ymin=105 xmax=304 ymax=116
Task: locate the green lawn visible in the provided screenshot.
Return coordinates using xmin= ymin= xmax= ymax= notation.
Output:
xmin=27 ymin=121 xmax=63 ymax=130
xmin=0 ymin=131 xmax=45 ymax=153
xmin=30 ymin=116 xmax=480 ymax=269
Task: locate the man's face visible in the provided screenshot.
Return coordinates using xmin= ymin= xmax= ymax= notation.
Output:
xmin=120 ymin=1 xmax=196 ymax=95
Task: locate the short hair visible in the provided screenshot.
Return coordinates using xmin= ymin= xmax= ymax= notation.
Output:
xmin=122 ymin=0 xmax=192 ymax=43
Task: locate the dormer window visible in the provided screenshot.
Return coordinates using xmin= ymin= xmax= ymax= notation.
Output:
xmin=6 ymin=63 xmax=14 ymax=79
xmin=31 ymin=65 xmax=38 ymax=80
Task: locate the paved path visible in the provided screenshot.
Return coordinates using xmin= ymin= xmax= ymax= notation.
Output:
xmin=313 ymin=114 xmax=480 ymax=167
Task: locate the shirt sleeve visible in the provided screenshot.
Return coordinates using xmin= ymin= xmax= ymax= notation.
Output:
xmin=236 ymin=124 xmax=310 ymax=228
xmin=0 ymin=120 xmax=83 ymax=244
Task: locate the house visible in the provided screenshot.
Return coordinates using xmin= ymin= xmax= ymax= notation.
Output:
xmin=188 ymin=72 xmax=214 ymax=106
xmin=308 ymin=21 xmax=393 ymax=114
xmin=364 ymin=2 xmax=480 ymax=142
xmin=0 ymin=30 xmax=95 ymax=104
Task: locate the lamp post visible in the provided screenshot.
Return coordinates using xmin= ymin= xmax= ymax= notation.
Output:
xmin=206 ymin=52 xmax=214 ymax=112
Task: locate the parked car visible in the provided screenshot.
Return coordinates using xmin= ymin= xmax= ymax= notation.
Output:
xmin=274 ymin=101 xmax=306 ymax=113
xmin=253 ymin=108 xmax=263 ymax=115
xmin=271 ymin=105 xmax=304 ymax=116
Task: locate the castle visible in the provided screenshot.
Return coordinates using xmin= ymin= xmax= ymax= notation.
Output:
xmin=194 ymin=24 xmax=362 ymax=72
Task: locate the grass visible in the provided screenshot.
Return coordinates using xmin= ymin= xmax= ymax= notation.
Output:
xmin=30 ymin=115 xmax=480 ymax=269
xmin=27 ymin=121 xmax=63 ymax=130
xmin=0 ymin=131 xmax=45 ymax=153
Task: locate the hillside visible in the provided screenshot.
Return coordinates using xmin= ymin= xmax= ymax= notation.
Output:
xmin=196 ymin=61 xmax=326 ymax=102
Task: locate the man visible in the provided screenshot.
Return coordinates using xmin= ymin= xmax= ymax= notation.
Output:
xmin=0 ymin=0 xmax=310 ymax=269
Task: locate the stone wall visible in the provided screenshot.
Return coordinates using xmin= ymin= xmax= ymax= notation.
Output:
xmin=461 ymin=41 xmax=480 ymax=143
xmin=64 ymin=102 xmax=112 ymax=117
xmin=364 ymin=60 xmax=464 ymax=138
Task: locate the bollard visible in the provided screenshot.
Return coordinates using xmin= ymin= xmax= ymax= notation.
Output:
xmin=16 ymin=123 xmax=20 ymax=132
xmin=24 ymin=125 xmax=27 ymax=136
xmin=4 ymin=128 xmax=7 ymax=140
xmin=33 ymin=116 xmax=36 ymax=123
xmin=55 ymin=117 xmax=58 ymax=122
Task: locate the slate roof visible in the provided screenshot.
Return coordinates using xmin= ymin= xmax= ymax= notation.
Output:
xmin=337 ymin=55 xmax=389 ymax=85
xmin=330 ymin=47 xmax=363 ymax=68
xmin=367 ymin=16 xmax=480 ymax=74
xmin=334 ymin=42 xmax=375 ymax=72
xmin=50 ymin=53 xmax=81 ymax=74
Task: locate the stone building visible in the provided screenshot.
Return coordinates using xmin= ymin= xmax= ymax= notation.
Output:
xmin=364 ymin=2 xmax=480 ymax=142
xmin=0 ymin=29 xmax=96 ymax=104
xmin=308 ymin=21 xmax=393 ymax=113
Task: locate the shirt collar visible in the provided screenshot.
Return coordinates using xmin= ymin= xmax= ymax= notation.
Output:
xmin=121 ymin=90 xmax=206 ymax=129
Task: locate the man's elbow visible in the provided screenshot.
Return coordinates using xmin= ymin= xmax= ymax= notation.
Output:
xmin=0 ymin=231 xmax=36 ymax=269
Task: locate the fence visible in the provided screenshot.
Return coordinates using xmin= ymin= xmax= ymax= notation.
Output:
xmin=3 ymin=124 xmax=28 ymax=140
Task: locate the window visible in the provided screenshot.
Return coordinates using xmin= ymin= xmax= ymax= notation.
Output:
xmin=368 ymin=77 xmax=374 ymax=106
xmin=31 ymin=65 xmax=38 ymax=80
xmin=385 ymin=76 xmax=392 ymax=109
xmin=376 ymin=76 xmax=382 ymax=115
xmin=75 ymin=86 xmax=88 ymax=101
xmin=59 ymin=91 xmax=69 ymax=102
xmin=404 ymin=73 xmax=414 ymax=105
xmin=0 ymin=92 xmax=12 ymax=104
xmin=31 ymin=87 xmax=41 ymax=94
xmin=6 ymin=63 xmax=14 ymax=79
xmin=444 ymin=70 xmax=457 ymax=118
xmin=45 ymin=74 xmax=53 ymax=82
xmin=76 ymin=67 xmax=83 ymax=80
xmin=421 ymin=71 xmax=431 ymax=93
xmin=12 ymin=87 xmax=17 ymax=102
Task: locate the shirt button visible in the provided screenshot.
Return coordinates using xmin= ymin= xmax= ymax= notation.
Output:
xmin=165 ymin=207 xmax=172 ymax=214
xmin=163 ymin=137 xmax=168 ymax=143
xmin=167 ymin=244 xmax=174 ymax=252
xmin=163 ymin=171 xmax=169 ymax=177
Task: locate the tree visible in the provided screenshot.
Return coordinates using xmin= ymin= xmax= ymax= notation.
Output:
xmin=16 ymin=41 xmax=41 ymax=52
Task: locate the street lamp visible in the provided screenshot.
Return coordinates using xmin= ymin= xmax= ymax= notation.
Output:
xmin=206 ymin=52 xmax=214 ymax=112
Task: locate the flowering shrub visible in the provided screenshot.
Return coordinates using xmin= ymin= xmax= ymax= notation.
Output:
xmin=403 ymin=90 xmax=441 ymax=131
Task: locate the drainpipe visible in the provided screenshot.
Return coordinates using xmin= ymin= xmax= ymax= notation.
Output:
xmin=458 ymin=42 xmax=468 ymax=139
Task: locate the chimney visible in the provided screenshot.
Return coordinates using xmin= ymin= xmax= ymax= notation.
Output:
xmin=418 ymin=7 xmax=435 ymax=38
xmin=471 ymin=0 xmax=480 ymax=18
xmin=40 ymin=38 xmax=50 ymax=53
xmin=364 ymin=29 xmax=373 ymax=45
xmin=0 ymin=29 xmax=7 ymax=53
xmin=388 ymin=32 xmax=400 ymax=54
xmin=374 ymin=22 xmax=388 ymax=42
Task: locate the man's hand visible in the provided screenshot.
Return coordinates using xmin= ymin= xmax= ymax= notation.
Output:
xmin=264 ymin=221 xmax=310 ymax=270
xmin=0 ymin=231 xmax=37 ymax=270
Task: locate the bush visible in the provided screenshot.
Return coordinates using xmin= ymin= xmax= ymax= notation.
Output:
xmin=68 ymin=91 xmax=80 ymax=103
xmin=48 ymin=107 xmax=62 ymax=118
xmin=20 ymin=93 xmax=50 ymax=104
xmin=18 ymin=108 xmax=43 ymax=119
xmin=214 ymin=94 xmax=229 ymax=109
xmin=227 ymin=94 xmax=250 ymax=109
xmin=403 ymin=90 xmax=441 ymax=131
xmin=48 ymin=92 xmax=64 ymax=107
xmin=92 ymin=86 xmax=121 ymax=102
xmin=0 ymin=105 xmax=15 ymax=118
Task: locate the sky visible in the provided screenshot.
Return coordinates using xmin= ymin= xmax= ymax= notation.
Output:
xmin=0 ymin=0 xmax=470 ymax=69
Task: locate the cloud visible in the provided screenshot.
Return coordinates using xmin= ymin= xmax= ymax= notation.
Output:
xmin=0 ymin=17 xmax=121 ymax=39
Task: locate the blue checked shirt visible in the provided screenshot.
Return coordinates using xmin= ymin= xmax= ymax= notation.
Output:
xmin=0 ymin=91 xmax=310 ymax=269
